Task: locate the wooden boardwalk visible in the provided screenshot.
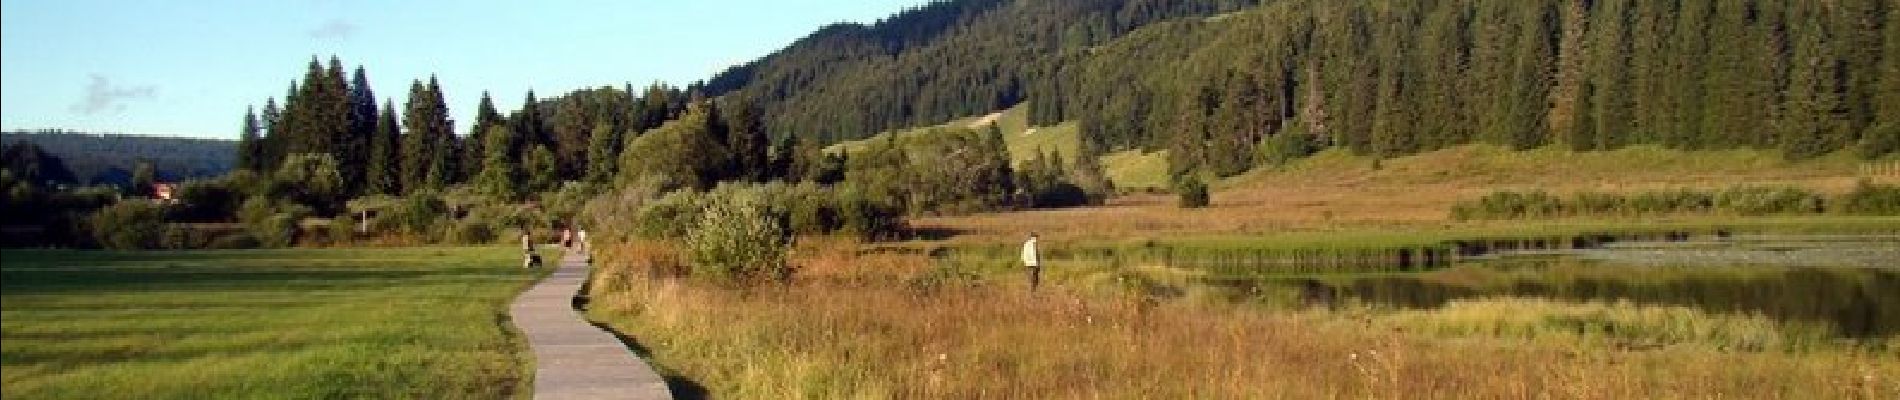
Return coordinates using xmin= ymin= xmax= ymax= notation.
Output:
xmin=510 ymin=247 xmax=672 ymax=400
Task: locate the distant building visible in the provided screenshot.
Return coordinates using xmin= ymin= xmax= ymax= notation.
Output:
xmin=152 ymin=183 xmax=178 ymax=202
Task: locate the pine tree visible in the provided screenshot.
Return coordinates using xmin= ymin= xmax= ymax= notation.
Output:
xmin=260 ymin=97 xmax=284 ymax=170
xmin=584 ymin=123 xmax=619 ymax=183
xmin=1586 ymin=0 xmax=1634 ymax=151
xmin=723 ymin=102 xmax=770 ymax=181
xmin=464 ymin=92 xmax=503 ymax=180
xmin=366 ymin=101 xmax=401 ymax=195
xmin=400 ymin=80 xmax=433 ymax=192
xmin=423 ymin=77 xmax=457 ymax=188
xmin=237 ymin=106 xmax=263 ymax=171
xmin=522 ymin=144 xmax=557 ymax=194
xmin=474 ymin=125 xmax=522 ymax=201
xmin=1779 ymin=8 xmax=1851 ymax=160
xmin=343 ymin=65 xmax=378 ymax=196
xmin=513 ymin=90 xmax=546 ymax=161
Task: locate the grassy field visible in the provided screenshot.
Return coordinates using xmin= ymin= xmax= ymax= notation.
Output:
xmin=916 ymin=144 xmax=1897 ymax=243
xmin=580 ymin=141 xmax=1900 ymax=398
xmin=827 ymin=105 xmax=1181 ymax=190
xmin=588 ymin=239 xmax=1898 ymax=399
xmin=0 ymin=247 xmax=549 ymax=399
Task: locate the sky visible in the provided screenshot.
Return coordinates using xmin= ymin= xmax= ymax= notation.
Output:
xmin=1 ymin=0 xmax=929 ymax=139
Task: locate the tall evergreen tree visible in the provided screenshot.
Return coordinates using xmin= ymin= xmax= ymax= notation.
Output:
xmin=343 ymin=65 xmax=378 ymax=196
xmin=522 ymin=144 xmax=557 ymax=194
xmin=366 ymin=101 xmax=402 ymax=195
xmin=236 ymin=106 xmax=263 ymax=171
xmin=513 ymin=90 xmax=546 ymax=161
xmin=584 ymin=123 xmax=620 ymax=184
xmin=464 ymin=91 xmax=504 ymax=180
xmin=423 ymin=77 xmax=457 ymax=188
xmin=1779 ymin=7 xmax=1852 ymax=160
xmin=400 ymin=80 xmax=434 ymax=192
xmin=474 ymin=125 xmax=522 ymax=201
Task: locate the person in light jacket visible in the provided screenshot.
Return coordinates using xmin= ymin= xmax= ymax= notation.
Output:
xmin=1022 ymin=233 xmax=1041 ymax=291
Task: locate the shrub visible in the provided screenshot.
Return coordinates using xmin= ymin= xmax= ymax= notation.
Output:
xmin=1714 ymin=186 xmax=1822 ymax=216
xmin=835 ymin=184 xmax=904 ymax=240
xmin=327 ymin=215 xmax=357 ymax=246
xmin=1627 ymin=189 xmax=1715 ymax=215
xmin=205 ymin=231 xmax=261 ymax=249
xmin=1258 ymin=133 xmax=1320 ymax=167
xmin=1567 ymin=191 xmax=1628 ymax=216
xmin=390 ymin=192 xmax=449 ymax=235
xmin=158 ymin=224 xmax=205 ymax=250
xmin=1835 ymin=180 xmax=1900 ymax=215
xmin=445 ymin=219 xmax=498 ymax=245
xmin=90 ymin=201 xmax=168 ymax=250
xmin=1177 ymin=176 xmax=1210 ymax=209
xmin=635 ymin=190 xmax=705 ymax=239
xmin=237 ymin=196 xmax=310 ymax=248
xmin=683 ymin=187 xmax=791 ymax=284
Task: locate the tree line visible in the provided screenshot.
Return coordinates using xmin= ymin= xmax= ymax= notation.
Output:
xmin=698 ymin=0 xmax=1900 ymax=179
xmin=1038 ymin=0 xmax=1900 ymax=176
xmin=235 ymin=57 xmax=702 ymax=202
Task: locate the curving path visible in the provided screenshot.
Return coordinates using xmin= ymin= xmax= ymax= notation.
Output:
xmin=510 ymin=247 xmax=672 ymax=400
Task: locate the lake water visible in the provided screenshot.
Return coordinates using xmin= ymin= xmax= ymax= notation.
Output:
xmin=1209 ymin=235 xmax=1900 ymax=338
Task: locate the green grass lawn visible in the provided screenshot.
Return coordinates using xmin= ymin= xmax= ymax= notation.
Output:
xmin=0 ymin=246 xmax=549 ymax=399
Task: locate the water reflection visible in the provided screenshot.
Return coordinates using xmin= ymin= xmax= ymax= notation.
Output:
xmin=1212 ymin=236 xmax=1900 ymax=338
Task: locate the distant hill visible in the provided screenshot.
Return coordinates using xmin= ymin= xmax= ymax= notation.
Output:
xmin=0 ymin=130 xmax=235 ymax=186
xmin=708 ymin=0 xmax=1900 ymax=177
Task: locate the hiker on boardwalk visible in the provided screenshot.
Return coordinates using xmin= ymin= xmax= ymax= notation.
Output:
xmin=560 ymin=225 xmax=574 ymax=249
xmin=1022 ymin=233 xmax=1041 ymax=291
xmin=576 ymin=227 xmax=589 ymax=251
xmin=522 ymin=229 xmax=541 ymax=268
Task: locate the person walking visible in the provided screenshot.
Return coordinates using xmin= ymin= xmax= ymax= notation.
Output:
xmin=1022 ymin=233 xmax=1041 ymax=291
xmin=521 ymin=228 xmax=540 ymax=269
xmin=560 ymin=225 xmax=574 ymax=249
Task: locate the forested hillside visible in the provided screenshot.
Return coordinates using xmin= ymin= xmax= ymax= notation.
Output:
xmin=706 ymin=0 xmax=1263 ymax=144
xmin=711 ymin=0 xmax=1900 ymax=177
xmin=0 ymin=130 xmax=234 ymax=185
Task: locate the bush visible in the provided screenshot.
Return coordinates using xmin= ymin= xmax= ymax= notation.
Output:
xmin=158 ymin=225 xmax=207 ymax=250
xmin=683 ymin=186 xmax=791 ymax=284
xmin=445 ymin=219 xmax=498 ymax=245
xmin=390 ymin=192 xmax=449 ymax=236
xmin=835 ymin=184 xmax=905 ymax=240
xmin=1627 ymin=189 xmax=1714 ymax=215
xmin=205 ymin=231 xmax=261 ymax=249
xmin=238 ymin=196 xmax=310 ymax=248
xmin=1258 ymin=133 xmax=1320 ymax=167
xmin=1714 ymin=186 xmax=1822 ymax=216
xmin=90 ymin=201 xmax=168 ymax=250
xmin=1835 ymin=180 xmax=1900 ymax=215
xmin=1177 ymin=176 xmax=1210 ymax=209
xmin=635 ymin=190 xmax=705 ymax=239
xmin=327 ymin=215 xmax=357 ymax=246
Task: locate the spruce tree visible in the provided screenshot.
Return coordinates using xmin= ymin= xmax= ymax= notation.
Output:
xmin=474 ymin=125 xmax=522 ymax=201
xmin=344 ymin=66 xmax=378 ymax=196
xmin=1779 ymin=8 xmax=1851 ymax=160
xmin=522 ymin=144 xmax=557 ymax=194
xmin=367 ymin=101 xmax=401 ymax=195
xmin=400 ymin=80 xmax=433 ymax=192
xmin=465 ymin=92 xmax=503 ymax=180
xmin=237 ymin=106 xmax=263 ymax=171
xmin=584 ymin=123 xmax=619 ymax=183
xmin=260 ymin=97 xmax=284 ymax=170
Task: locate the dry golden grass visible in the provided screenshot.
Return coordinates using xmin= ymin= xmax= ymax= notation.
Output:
xmin=587 ymin=240 xmax=1897 ymax=399
xmin=916 ymin=145 xmax=1891 ymax=243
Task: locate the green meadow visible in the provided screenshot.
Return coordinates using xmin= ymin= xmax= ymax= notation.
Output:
xmin=0 ymin=247 xmax=548 ymax=399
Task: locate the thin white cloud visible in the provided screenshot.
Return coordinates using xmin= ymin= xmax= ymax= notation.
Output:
xmin=69 ymin=74 xmax=156 ymax=115
xmin=308 ymin=19 xmax=357 ymax=39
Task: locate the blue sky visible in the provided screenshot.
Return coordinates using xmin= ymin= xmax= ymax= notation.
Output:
xmin=1 ymin=0 xmax=929 ymax=139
